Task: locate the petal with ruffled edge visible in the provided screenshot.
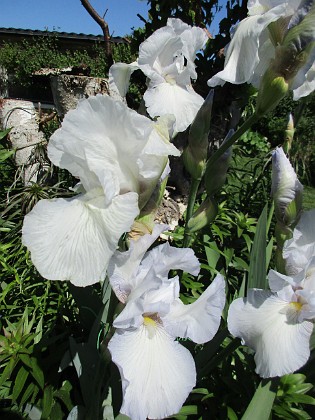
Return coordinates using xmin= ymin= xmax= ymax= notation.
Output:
xmin=228 ymin=290 xmax=313 ymax=378
xmin=22 ymin=190 xmax=139 ymax=286
xmin=108 ymin=322 xmax=196 ymax=420
xmin=283 ymin=209 xmax=315 ymax=275
xmin=141 ymin=242 xmax=200 ymax=280
xmin=207 ymin=4 xmax=287 ymax=87
xmin=138 ymin=26 xmax=182 ymax=82
xmin=163 ymin=274 xmax=225 ymax=344
xmin=109 ymin=61 xmax=139 ymax=100
xmin=144 ymin=82 xmax=204 ymax=133
xmin=113 ymin=278 xmax=179 ymax=330
xmin=108 ymin=224 xmax=168 ymax=303
xmin=49 ymin=95 xmax=158 ymax=197
xmin=167 ymin=18 xmax=208 ymax=78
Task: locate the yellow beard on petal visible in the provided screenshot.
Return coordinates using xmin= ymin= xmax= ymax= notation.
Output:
xmin=290 ymin=301 xmax=303 ymax=311
xmin=143 ymin=313 xmax=162 ymax=339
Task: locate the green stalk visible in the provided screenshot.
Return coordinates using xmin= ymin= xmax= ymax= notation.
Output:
xmin=206 ymin=113 xmax=259 ymax=170
xmin=183 ymin=113 xmax=259 ymax=248
xmin=183 ymin=178 xmax=201 ymax=247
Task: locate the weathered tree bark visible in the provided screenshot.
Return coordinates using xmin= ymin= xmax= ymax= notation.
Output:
xmin=50 ymin=74 xmax=109 ymax=117
xmin=80 ymin=0 xmax=113 ymax=67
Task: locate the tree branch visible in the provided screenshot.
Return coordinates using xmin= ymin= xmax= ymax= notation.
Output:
xmin=80 ymin=0 xmax=113 ymax=66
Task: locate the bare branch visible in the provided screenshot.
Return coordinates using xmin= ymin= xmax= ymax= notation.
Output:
xmin=80 ymin=0 xmax=113 ymax=66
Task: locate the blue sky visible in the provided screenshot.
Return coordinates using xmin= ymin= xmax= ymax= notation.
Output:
xmin=1 ymin=0 xmax=151 ymax=36
xmin=1 ymin=0 xmax=226 ymax=36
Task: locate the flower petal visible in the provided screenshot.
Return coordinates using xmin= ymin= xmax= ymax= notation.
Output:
xmin=108 ymin=323 xmax=196 ymax=420
xmin=138 ymin=26 xmax=182 ymax=82
xmin=168 ymin=18 xmax=208 ymax=60
xmin=48 ymin=95 xmax=160 ymax=197
xmin=207 ymin=5 xmax=287 ymax=87
xmin=283 ymin=209 xmax=315 ymax=275
xmin=163 ymin=274 xmax=225 ymax=343
xmin=144 ymin=82 xmax=204 ymax=133
xmin=109 ymin=61 xmax=139 ymax=99
xmin=108 ymin=223 xmax=168 ymax=302
xmin=22 ymin=191 xmax=139 ymax=286
xmin=228 ymin=290 xmax=313 ymax=377
xmin=293 ymin=61 xmax=315 ymax=99
xmin=142 ymin=242 xmax=200 ymax=280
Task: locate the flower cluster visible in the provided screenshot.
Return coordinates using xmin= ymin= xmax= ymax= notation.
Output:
xmin=228 ymin=209 xmax=315 ymax=378
xmin=22 ymin=95 xmax=180 ymax=286
xmin=20 ymin=5 xmax=315 ymax=419
xmin=228 ymin=148 xmax=315 ymax=378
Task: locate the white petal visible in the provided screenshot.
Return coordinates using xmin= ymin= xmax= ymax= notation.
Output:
xmin=167 ymin=18 xmax=208 ymax=70
xmin=138 ymin=26 xmax=182 ymax=81
xmin=144 ymin=82 xmax=204 ymax=133
xmin=49 ymin=95 xmax=161 ymax=196
xmin=141 ymin=242 xmax=200 ymax=280
xmin=22 ymin=191 xmax=139 ymax=286
xmin=144 ymin=115 xmax=180 ymax=158
xmin=292 ymin=60 xmax=315 ymax=100
xmin=268 ymin=268 xmax=305 ymax=293
xmin=109 ymin=61 xmax=139 ymax=99
xmin=207 ymin=5 xmax=287 ymax=86
xmin=113 ymin=279 xmax=179 ymax=330
xmin=163 ymin=274 xmax=225 ymax=343
xmin=284 ymin=209 xmax=315 ymax=275
xmin=108 ymin=224 xmax=168 ymax=302
xmin=228 ymin=290 xmax=313 ymax=377
xmin=108 ymin=323 xmax=196 ymax=420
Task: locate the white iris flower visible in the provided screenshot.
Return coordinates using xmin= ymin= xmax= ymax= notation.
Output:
xmin=228 ymin=210 xmax=315 ymax=378
xmin=208 ymin=0 xmax=315 ymax=100
xmin=107 ymin=224 xmax=225 ymax=420
xmin=22 ymin=95 xmax=180 ymax=286
xmin=110 ymin=18 xmax=208 ymax=133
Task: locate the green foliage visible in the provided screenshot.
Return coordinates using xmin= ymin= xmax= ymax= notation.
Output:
xmin=0 ymin=35 xmax=134 ymax=87
xmin=0 ymin=2 xmax=314 ymax=419
xmin=254 ymin=92 xmax=315 ymax=185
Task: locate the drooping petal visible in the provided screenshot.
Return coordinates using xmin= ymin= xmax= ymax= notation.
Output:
xmin=207 ymin=4 xmax=287 ymax=87
xmin=22 ymin=190 xmax=139 ymax=286
xmin=108 ymin=224 xmax=168 ymax=302
xmin=292 ymin=59 xmax=315 ymax=100
xmin=144 ymin=82 xmax=204 ymax=133
xmin=109 ymin=61 xmax=139 ymax=99
xmin=163 ymin=274 xmax=225 ymax=344
xmin=108 ymin=322 xmax=196 ymax=420
xmin=283 ymin=209 xmax=315 ymax=275
xmin=228 ymin=290 xmax=313 ymax=377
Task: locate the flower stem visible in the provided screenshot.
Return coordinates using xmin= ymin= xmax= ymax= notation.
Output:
xmin=183 ymin=177 xmax=201 ymax=247
xmin=183 ymin=113 xmax=259 ymax=247
xmin=206 ymin=113 xmax=259 ymax=170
